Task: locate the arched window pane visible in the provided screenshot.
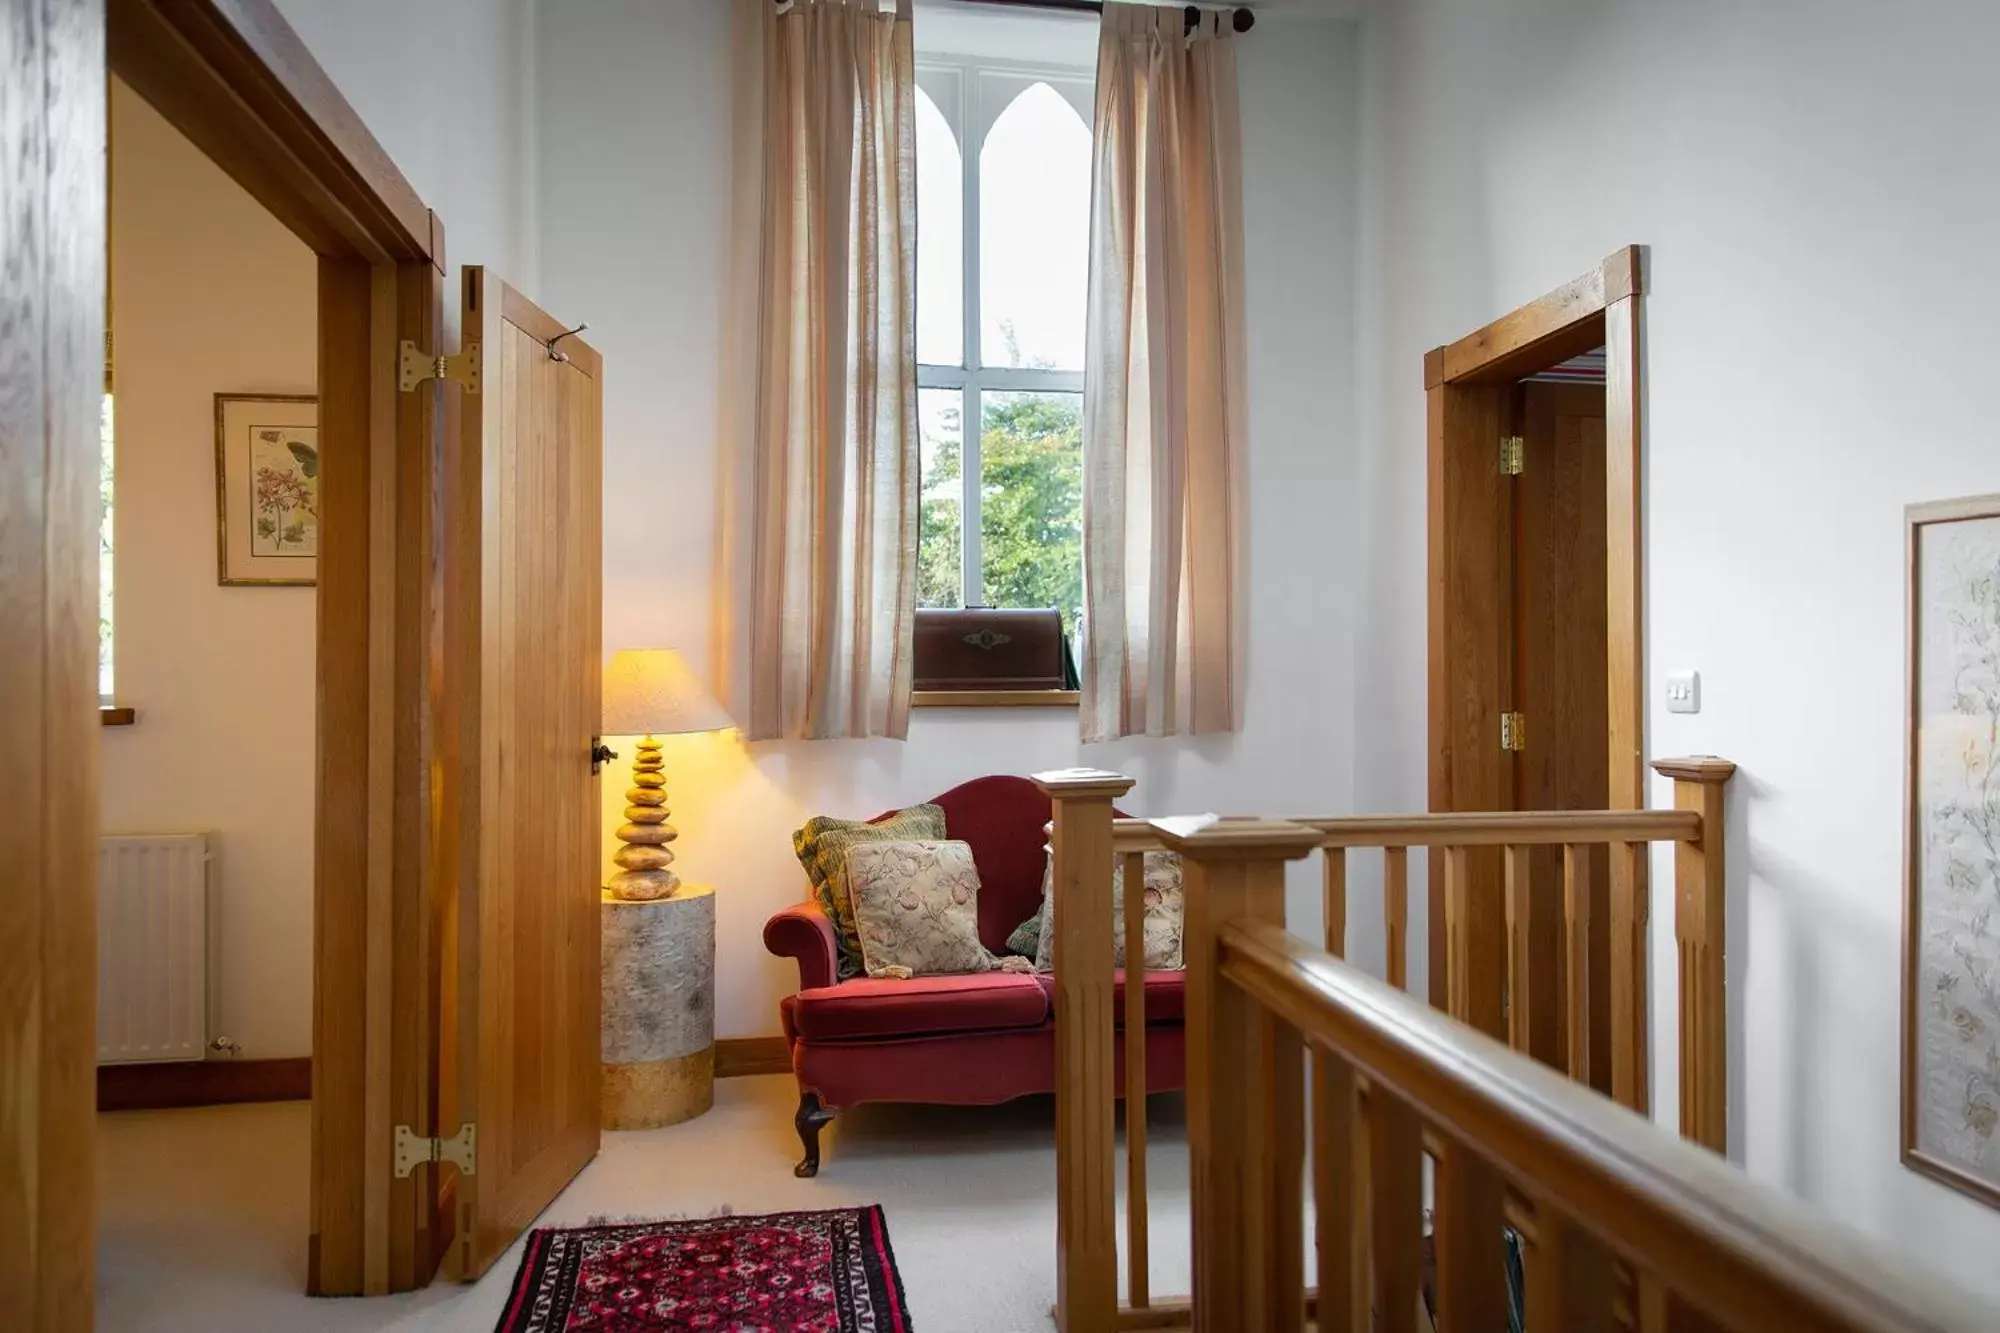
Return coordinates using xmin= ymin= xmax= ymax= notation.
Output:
xmin=915 ymin=86 xmax=963 ymax=367
xmin=980 ymin=83 xmax=1090 ymax=371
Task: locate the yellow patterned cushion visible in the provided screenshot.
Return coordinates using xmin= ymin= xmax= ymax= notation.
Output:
xmin=842 ymin=840 xmax=1030 ymax=980
xmin=793 ymin=804 xmax=946 ymax=981
xmin=1031 ymin=849 xmax=1185 ymax=973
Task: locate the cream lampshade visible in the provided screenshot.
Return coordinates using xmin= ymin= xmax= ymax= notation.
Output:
xmin=601 ymin=648 xmax=733 ymax=901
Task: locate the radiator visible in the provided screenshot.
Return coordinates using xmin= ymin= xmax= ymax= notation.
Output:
xmin=97 ymin=833 xmax=215 ymax=1065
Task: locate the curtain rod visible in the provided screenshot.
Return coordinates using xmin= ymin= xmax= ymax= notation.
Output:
xmin=963 ymin=1 xmax=1256 ymax=32
xmin=792 ymin=0 xmax=1259 ymax=35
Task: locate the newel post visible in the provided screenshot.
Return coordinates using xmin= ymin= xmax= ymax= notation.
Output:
xmin=1651 ymin=756 xmax=1736 ymax=1153
xmin=1036 ymin=769 xmax=1136 ymax=1333
xmin=1156 ymin=816 xmax=1323 ymax=1333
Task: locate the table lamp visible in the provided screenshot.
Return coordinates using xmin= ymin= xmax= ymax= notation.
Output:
xmin=601 ymin=648 xmax=732 ymax=900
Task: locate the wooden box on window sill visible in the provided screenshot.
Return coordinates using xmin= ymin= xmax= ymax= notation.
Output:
xmin=913 ymin=607 xmax=1068 ymax=693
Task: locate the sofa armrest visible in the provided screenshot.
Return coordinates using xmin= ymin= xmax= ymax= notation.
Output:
xmin=765 ymin=900 xmax=839 ymax=992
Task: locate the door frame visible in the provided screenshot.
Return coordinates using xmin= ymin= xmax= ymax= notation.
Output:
xmin=1424 ymin=246 xmax=1647 ymax=1095
xmin=4 ymin=0 xmax=455 ymax=1313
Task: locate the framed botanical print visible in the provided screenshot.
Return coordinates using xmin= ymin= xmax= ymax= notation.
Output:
xmin=215 ymin=393 xmax=319 ymax=586
xmin=1904 ymin=492 xmax=2000 ymax=1210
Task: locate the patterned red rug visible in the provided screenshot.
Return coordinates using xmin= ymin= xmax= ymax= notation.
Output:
xmin=494 ymin=1205 xmax=913 ymax=1332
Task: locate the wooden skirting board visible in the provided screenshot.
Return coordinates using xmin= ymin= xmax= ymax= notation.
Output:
xmin=98 ymin=1042 xmax=782 ymax=1111
xmin=97 ymin=1057 xmax=312 ymax=1112
xmin=714 ymin=1036 xmax=790 ymax=1079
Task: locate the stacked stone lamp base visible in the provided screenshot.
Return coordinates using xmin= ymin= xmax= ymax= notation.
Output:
xmin=609 ymin=734 xmax=679 ymax=901
xmin=600 ymin=736 xmax=715 ymax=1128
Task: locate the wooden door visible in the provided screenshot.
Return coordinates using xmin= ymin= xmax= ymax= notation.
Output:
xmin=1511 ymin=380 xmax=1609 ymax=1080
xmin=443 ymin=268 xmax=604 ymax=1280
xmin=1 ymin=2 xmax=104 ymax=1325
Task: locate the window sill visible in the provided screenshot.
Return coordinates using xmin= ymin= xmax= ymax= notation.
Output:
xmin=911 ymin=689 xmax=1078 ymax=709
xmin=100 ymin=706 xmax=136 ymax=727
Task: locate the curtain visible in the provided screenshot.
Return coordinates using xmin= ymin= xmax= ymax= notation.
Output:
xmin=1080 ymin=2 xmax=1246 ymax=743
xmin=716 ymin=0 xmax=919 ymax=740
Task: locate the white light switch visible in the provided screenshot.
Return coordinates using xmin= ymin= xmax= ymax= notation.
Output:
xmin=1666 ymin=670 xmax=1701 ymax=715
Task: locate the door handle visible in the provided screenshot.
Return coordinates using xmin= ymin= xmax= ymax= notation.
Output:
xmin=590 ymin=739 xmax=617 ymax=775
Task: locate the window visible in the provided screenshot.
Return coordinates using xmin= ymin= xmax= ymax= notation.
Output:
xmin=914 ymin=50 xmax=1094 ymax=644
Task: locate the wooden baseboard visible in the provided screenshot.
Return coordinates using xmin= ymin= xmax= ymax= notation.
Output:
xmin=97 ymin=1056 xmax=312 ymax=1111
xmin=714 ymin=1035 xmax=789 ymax=1079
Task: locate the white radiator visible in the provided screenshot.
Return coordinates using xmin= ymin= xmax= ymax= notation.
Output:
xmin=97 ymin=833 xmax=215 ymax=1065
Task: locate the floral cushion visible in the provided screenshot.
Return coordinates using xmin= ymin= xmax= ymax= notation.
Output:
xmin=793 ymin=804 xmax=947 ymax=981
xmin=842 ymin=840 xmax=1031 ymax=980
xmin=1031 ymin=849 xmax=1185 ymax=973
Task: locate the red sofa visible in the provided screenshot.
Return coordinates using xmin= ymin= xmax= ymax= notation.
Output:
xmin=763 ymin=774 xmax=1186 ymax=1176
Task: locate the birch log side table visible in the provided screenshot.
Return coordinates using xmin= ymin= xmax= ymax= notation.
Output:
xmin=601 ymin=884 xmax=716 ymax=1129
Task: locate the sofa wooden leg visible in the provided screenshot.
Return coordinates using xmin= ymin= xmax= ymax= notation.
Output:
xmin=794 ymin=1092 xmax=837 ymax=1178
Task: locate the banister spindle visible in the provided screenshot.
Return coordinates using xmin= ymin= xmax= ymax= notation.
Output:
xmin=1444 ymin=846 xmax=1504 ymax=1038
xmin=1121 ymin=849 xmax=1149 ymax=1310
xmin=1504 ymin=844 xmax=1532 ymax=1055
xmin=1609 ymin=839 xmax=1649 ymax=1114
xmin=1383 ymin=846 xmax=1409 ymax=990
xmin=1370 ymin=1085 xmax=1424 ymax=1333
xmin=1562 ymin=844 xmax=1591 ymax=1086
xmin=1154 ymin=816 xmax=1321 ymax=1333
xmin=1525 ymin=1210 xmax=1619 ymax=1332
xmin=1313 ymin=1050 xmax=1366 ymax=1332
xmin=1652 ymin=756 xmax=1737 ymax=1154
xmin=1323 ymin=846 xmax=1348 ymax=958
xmin=1434 ymin=1140 xmax=1508 ymax=1328
xmin=1036 ymin=769 xmax=1136 ymax=1333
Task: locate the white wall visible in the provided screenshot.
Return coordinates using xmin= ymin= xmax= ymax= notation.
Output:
xmin=535 ymin=0 xmax=1363 ymax=1035
xmin=103 ymin=82 xmax=318 ymax=1059
xmin=270 ymin=0 xmax=540 ymax=291
xmin=1354 ymin=0 xmax=2000 ymax=1298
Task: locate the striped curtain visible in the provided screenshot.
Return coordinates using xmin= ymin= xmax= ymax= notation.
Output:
xmin=717 ymin=0 xmax=919 ymax=740
xmin=1080 ymin=2 xmax=1247 ymax=742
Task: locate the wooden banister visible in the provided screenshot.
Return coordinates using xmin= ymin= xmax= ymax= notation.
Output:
xmin=1037 ymin=768 xmax=1136 ymax=1333
xmin=1152 ymin=815 xmax=1322 ymax=1332
xmin=1051 ymin=766 xmax=1753 ymax=1330
xmin=1217 ymin=921 xmax=1988 ymax=1332
xmin=1300 ymin=808 xmax=1697 ymax=848
xmin=1653 ymin=755 xmax=1736 ymax=1152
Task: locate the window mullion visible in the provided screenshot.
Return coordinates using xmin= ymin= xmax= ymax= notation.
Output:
xmin=961 ymin=383 xmax=980 ymax=607
xmin=960 ymin=63 xmax=982 ymax=608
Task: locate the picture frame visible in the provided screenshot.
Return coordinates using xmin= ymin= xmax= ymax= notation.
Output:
xmin=1903 ymin=491 xmax=2000 ymax=1211
xmin=215 ymin=393 xmax=319 ymax=587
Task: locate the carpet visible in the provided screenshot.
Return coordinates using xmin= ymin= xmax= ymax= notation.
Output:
xmin=494 ymin=1206 xmax=913 ymax=1332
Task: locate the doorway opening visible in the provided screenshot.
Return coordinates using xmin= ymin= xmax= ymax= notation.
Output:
xmin=93 ymin=72 xmax=323 ymax=1320
xmin=1425 ymin=246 xmax=1646 ymax=1101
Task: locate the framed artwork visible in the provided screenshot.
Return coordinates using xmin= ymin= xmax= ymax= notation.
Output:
xmin=215 ymin=393 xmax=319 ymax=586
xmin=1904 ymin=492 xmax=2000 ymax=1210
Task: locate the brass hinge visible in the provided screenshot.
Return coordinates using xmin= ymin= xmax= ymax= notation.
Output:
xmin=398 ymin=339 xmax=482 ymax=394
xmin=1500 ymin=436 xmax=1525 ymax=476
xmin=393 ymin=1122 xmax=476 ymax=1178
xmin=1501 ymin=711 xmax=1526 ymax=752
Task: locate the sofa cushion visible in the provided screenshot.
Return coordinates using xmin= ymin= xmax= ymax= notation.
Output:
xmin=1034 ymin=969 xmax=1185 ymax=1025
xmin=795 ymin=803 xmax=947 ymax=982
xmin=791 ymin=972 xmax=1051 ymax=1042
xmin=845 ymin=840 xmax=1028 ymax=979
xmin=1031 ymin=850 xmax=1187 ymax=972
